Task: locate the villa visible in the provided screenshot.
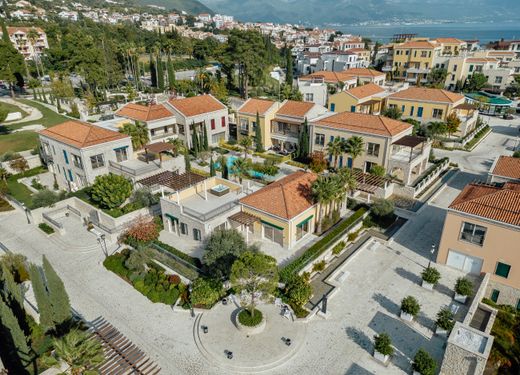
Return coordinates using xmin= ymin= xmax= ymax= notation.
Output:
xmin=328 ymin=83 xmax=386 ymax=114
xmin=236 ymin=98 xmax=281 ymax=149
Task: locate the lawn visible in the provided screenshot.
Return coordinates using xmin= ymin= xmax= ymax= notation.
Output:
xmin=0 ymin=99 xmax=68 ymax=154
xmin=0 ymin=101 xmax=29 ymax=120
xmin=6 ymin=166 xmax=47 ymax=208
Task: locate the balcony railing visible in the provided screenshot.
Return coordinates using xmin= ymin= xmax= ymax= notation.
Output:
xmin=271 ymin=129 xmax=299 ymax=138
xmin=406 ymin=67 xmax=431 ymax=74
xmin=182 ymin=200 xmax=239 ymax=222
xmin=108 ymin=160 xmax=158 ymax=177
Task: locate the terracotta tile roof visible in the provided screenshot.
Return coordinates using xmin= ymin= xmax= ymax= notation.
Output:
xmin=343 ymin=68 xmax=385 ymax=78
xmin=491 ymin=156 xmax=520 ymax=180
xmin=436 ymin=37 xmax=465 ymax=44
xmin=276 ymin=100 xmax=315 ymax=118
xmin=449 ymin=182 xmax=520 ymax=227
xmin=346 ymin=48 xmax=367 ymax=53
xmin=116 ymin=103 xmax=174 ymax=122
xmin=238 ymin=98 xmax=277 ymax=116
xmin=240 ymin=171 xmax=317 ymax=219
xmin=388 ymin=87 xmax=464 ymax=103
xmin=399 ymin=41 xmax=438 ymax=49
xmin=488 ymin=51 xmax=516 ymax=56
xmin=299 ymin=71 xmax=355 ymax=84
xmin=6 ymin=26 xmax=44 ymax=34
xmin=39 ymin=120 xmax=129 ymax=148
xmin=313 ymin=112 xmax=411 ymax=137
xmin=345 ymin=83 xmax=385 ymax=99
xmin=466 ymin=57 xmax=497 ymax=63
xmin=167 ymin=95 xmax=226 ymax=117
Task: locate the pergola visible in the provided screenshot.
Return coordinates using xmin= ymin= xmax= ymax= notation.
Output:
xmin=351 ymin=168 xmax=391 ymax=197
xmin=143 ymin=142 xmax=174 ymax=167
xmin=229 ymin=211 xmax=260 ymax=243
xmin=137 ymin=170 xmax=206 ymax=191
xmin=392 ymin=135 xmax=427 ymax=162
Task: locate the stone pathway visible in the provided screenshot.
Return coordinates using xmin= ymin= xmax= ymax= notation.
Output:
xmin=0 ymin=98 xmax=42 ymax=124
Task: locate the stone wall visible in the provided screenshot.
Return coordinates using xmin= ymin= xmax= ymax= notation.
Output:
xmin=440 ymin=340 xmax=488 ymax=375
xmin=485 ymin=279 xmax=520 ymax=306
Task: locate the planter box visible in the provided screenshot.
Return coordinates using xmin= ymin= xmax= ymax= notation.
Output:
xmin=454 ymin=293 xmax=468 ymax=304
xmin=421 ymin=280 xmax=434 ymax=290
xmin=373 ymin=350 xmax=390 ymax=364
xmin=400 ymin=310 xmax=414 ymax=321
xmin=435 ymin=326 xmax=448 ymax=336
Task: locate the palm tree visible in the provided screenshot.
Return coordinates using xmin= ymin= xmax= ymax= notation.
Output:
xmin=427 ymin=121 xmax=448 ymax=143
xmin=239 ymin=136 xmax=253 ymax=159
xmin=168 ymin=138 xmax=185 ymax=157
xmin=344 ymin=136 xmax=364 ymax=170
xmin=44 ymin=329 xmax=104 ymax=375
xmin=311 ymin=175 xmax=335 ymax=233
xmin=327 ymin=138 xmax=343 ymax=169
xmin=231 ymin=157 xmax=251 ymax=184
xmin=120 ymin=121 xmax=149 ymax=150
xmin=337 ymin=167 xmax=357 ymax=209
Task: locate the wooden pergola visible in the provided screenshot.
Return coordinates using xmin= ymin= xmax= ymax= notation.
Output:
xmin=351 ymin=168 xmax=391 ymax=194
xmin=137 ymin=170 xmax=206 ymax=191
xmin=143 ymin=142 xmax=174 ymax=167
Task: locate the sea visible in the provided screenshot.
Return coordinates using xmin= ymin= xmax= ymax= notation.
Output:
xmin=338 ymin=21 xmax=520 ymax=43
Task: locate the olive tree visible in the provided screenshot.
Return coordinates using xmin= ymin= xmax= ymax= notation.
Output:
xmin=90 ymin=173 xmax=132 ymax=209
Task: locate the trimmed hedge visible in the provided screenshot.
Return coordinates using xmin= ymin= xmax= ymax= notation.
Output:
xmin=38 ymin=222 xmax=55 ymax=234
xmin=152 ymin=241 xmax=202 ymax=269
xmin=279 ymin=208 xmax=367 ymax=282
xmin=464 ymin=125 xmax=491 ymax=150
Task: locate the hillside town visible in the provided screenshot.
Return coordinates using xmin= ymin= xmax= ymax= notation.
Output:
xmin=0 ymin=0 xmax=519 ymax=374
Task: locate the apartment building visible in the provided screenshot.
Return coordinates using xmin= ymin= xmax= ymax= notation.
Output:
xmin=39 ymin=121 xmax=133 ymax=190
xmin=343 ymin=68 xmax=386 ymax=86
xmin=387 ymin=87 xmax=478 ymax=136
xmin=328 ymin=83 xmax=386 ymax=114
xmin=347 ymin=48 xmax=371 ymax=67
xmin=392 ymin=40 xmax=442 ymax=83
xmin=310 ymin=112 xmax=431 ymax=186
xmin=435 ymin=38 xmax=467 ymax=56
xmin=166 ymin=95 xmax=228 ymax=149
xmin=115 ymin=103 xmax=177 ymax=143
xmin=316 ymin=51 xmax=361 ymax=72
xmin=436 ymin=181 xmax=520 ymax=306
xmin=236 ymin=98 xmax=280 ymax=149
xmin=0 ymin=26 xmax=49 ymax=60
xmin=297 ymin=71 xmax=357 ymax=106
xmin=271 ymin=100 xmax=327 ymax=153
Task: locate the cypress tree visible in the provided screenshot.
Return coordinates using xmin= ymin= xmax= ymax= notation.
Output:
xmin=191 ymin=124 xmax=199 ymax=155
xmin=209 ymin=156 xmax=215 ymax=176
xmin=298 ymin=118 xmax=310 ymax=160
xmin=0 ymin=297 xmax=30 ymax=370
xmin=28 ymin=264 xmax=53 ymax=332
xmin=149 ymin=54 xmax=157 ymax=88
xmin=285 ymin=48 xmax=293 ymax=86
xmin=184 ymin=149 xmax=191 ymax=173
xmin=222 ymin=156 xmax=229 ymax=180
xmin=167 ymin=55 xmax=175 ymax=90
xmin=0 ymin=264 xmax=23 ymax=309
xmin=42 ymin=256 xmax=71 ymax=329
xmin=203 ymin=124 xmax=209 ymax=151
xmin=255 ymin=112 xmax=264 ymax=152
xmin=157 ymin=53 xmax=165 ymax=91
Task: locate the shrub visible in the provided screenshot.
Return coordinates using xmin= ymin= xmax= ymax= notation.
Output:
xmin=309 ymin=152 xmax=327 ymax=173
xmin=152 ymin=241 xmax=202 ymax=268
xmin=421 ymin=267 xmax=441 ymax=285
xmin=238 ymin=309 xmax=263 ymax=327
xmin=455 ymin=277 xmax=473 ymax=297
xmin=436 ymin=307 xmax=455 ymax=331
xmin=103 ymin=253 xmax=129 ymax=279
xmin=32 ymin=189 xmax=64 ymax=208
xmin=90 ymin=173 xmax=132 ymax=209
xmin=332 ymin=241 xmax=345 ymax=255
xmin=374 ymin=333 xmax=393 ymax=356
xmin=312 ymin=260 xmax=326 ymax=273
xmin=131 ymin=188 xmax=159 ymax=207
xmin=401 ymin=296 xmax=420 ymax=316
xmin=189 ymin=277 xmax=222 ymax=308
xmin=38 ymin=223 xmax=54 ymax=235
xmin=121 ymin=216 xmax=160 ymax=249
xmin=347 ymin=230 xmax=359 ymax=242
xmin=31 ymin=178 xmax=44 ymax=190
xmin=169 ymin=274 xmax=181 ymax=285
xmin=284 ymin=274 xmax=312 ymax=307
xmin=412 ymin=349 xmax=436 ymax=375
xmin=371 ymin=198 xmax=395 ymax=218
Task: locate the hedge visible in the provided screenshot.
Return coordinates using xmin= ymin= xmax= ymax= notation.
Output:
xmin=38 ymin=222 xmax=55 ymax=234
xmin=152 ymin=241 xmax=203 ymax=269
xmin=279 ymin=208 xmax=367 ymax=282
xmin=464 ymin=125 xmax=491 ymax=150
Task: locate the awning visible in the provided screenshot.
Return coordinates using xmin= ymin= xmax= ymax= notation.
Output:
xmin=392 ymin=135 xmax=427 ymax=148
xmin=261 ymin=220 xmax=284 ymax=231
xmin=165 ymin=213 xmax=179 ymax=223
xmin=296 ymin=215 xmax=314 ymax=227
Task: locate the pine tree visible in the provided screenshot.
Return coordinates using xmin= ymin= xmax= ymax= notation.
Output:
xmin=28 ymin=264 xmax=53 ymax=332
xmin=1 ymin=264 xmax=23 ymax=309
xmin=209 ymin=156 xmax=215 ymax=176
xmin=157 ymin=53 xmax=165 ymax=91
xmin=42 ymin=256 xmax=71 ymax=329
xmin=0 ymin=297 xmax=30 ymax=369
xmin=149 ymin=54 xmax=157 ymax=88
xmin=254 ymin=112 xmax=264 ymax=152
xmin=167 ymin=55 xmax=175 ymax=90
xmin=202 ymin=124 xmax=209 ymax=151
xmin=184 ymin=149 xmax=191 ymax=173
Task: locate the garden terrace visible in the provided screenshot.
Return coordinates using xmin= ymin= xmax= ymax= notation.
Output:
xmin=137 ymin=171 xmax=206 ymax=191
xmin=351 ymin=169 xmax=391 ymax=194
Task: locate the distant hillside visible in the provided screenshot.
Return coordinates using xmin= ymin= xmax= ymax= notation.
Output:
xmin=135 ymin=0 xmax=213 ymax=15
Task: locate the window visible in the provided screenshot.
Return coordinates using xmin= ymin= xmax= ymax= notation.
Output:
xmin=453 ymin=64 xmax=458 ymax=72
xmin=63 ymin=150 xmax=69 ymax=164
xmin=364 ymin=161 xmax=375 ymax=173
xmin=305 ymin=93 xmax=314 ymax=102
xmin=193 ymin=228 xmax=201 ymax=241
xmin=410 ymin=106 xmax=415 ymax=116
xmin=421 ymin=51 xmax=428 ymax=58
xmin=150 ymin=129 xmax=155 ymax=136
xmin=469 ymin=65 xmax=474 ymax=72
xmin=460 ymin=222 xmax=486 ymax=246
xmin=491 ymin=289 xmax=500 ymax=303
xmin=432 ymin=108 xmax=444 ymax=119
xmin=495 ymin=262 xmax=511 ymax=278
xmin=296 ymin=217 xmax=311 ymax=240
xmin=401 ymin=105 xmax=405 ymax=113
xmin=90 ymin=154 xmax=105 ymax=169
xmin=367 ymin=142 xmax=380 ymax=157
xmin=178 ymin=124 xmax=185 ymax=135
xmin=115 ymin=147 xmax=128 ymax=162
xmin=52 ymin=145 xmax=56 ymax=155
xmin=315 ymin=133 xmax=325 ymax=146
xmin=72 ymin=154 xmax=83 ymax=169
xmin=164 ymin=126 xmax=169 ymax=133
xmin=221 ymin=116 xmax=226 ymax=127
xmin=263 ymin=223 xmax=283 ymax=246
xmin=350 ymin=105 xmax=356 ymax=112
xmin=180 ymin=223 xmax=188 ymax=235
xmin=330 ymin=103 xmax=335 ymax=112
xmin=211 ymin=119 xmax=216 ymax=130
xmin=417 ymin=107 xmax=423 ymax=118
xmin=68 ymin=169 xmax=73 ymax=182
xmin=239 ymin=118 xmax=249 ymax=132
xmin=495 ymin=76 xmax=503 ymax=84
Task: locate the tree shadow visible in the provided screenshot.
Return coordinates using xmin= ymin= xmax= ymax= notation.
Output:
xmin=372 ymin=292 xmax=400 ymax=315
xmin=345 ymin=326 xmax=372 ymax=355
xmin=394 ymin=267 xmax=421 ymax=285
xmin=344 ymin=363 xmax=375 ymax=375
xmin=416 ymin=311 xmax=436 ymax=331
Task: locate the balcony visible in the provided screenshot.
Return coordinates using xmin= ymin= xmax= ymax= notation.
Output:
xmin=382 ymin=65 xmax=393 ymax=72
xmin=108 ymin=159 xmax=161 ymax=180
xmin=406 ymin=67 xmax=431 ymax=74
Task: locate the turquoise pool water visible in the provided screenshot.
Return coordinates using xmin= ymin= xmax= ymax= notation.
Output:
xmin=214 ymin=155 xmax=266 ymax=179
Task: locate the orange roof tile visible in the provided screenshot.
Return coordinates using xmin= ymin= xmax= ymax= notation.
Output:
xmin=299 ymin=71 xmax=355 ymax=84
xmin=240 ymin=171 xmax=317 ymax=219
xmin=238 ymin=98 xmax=277 ymax=116
xmin=167 ymin=95 xmax=226 ymax=117
xmin=343 ymin=68 xmax=385 ymax=78
xmin=435 ymin=37 xmax=465 ymax=44
xmin=388 ymin=87 xmax=464 ymax=103
xmin=276 ymin=100 xmax=316 ymax=118
xmin=39 ymin=120 xmax=129 ymax=148
xmin=116 ymin=103 xmax=174 ymax=122
xmin=449 ymin=182 xmax=520 ymax=226
xmin=345 ymin=83 xmax=385 ymax=99
xmin=399 ymin=41 xmax=438 ymax=49
xmin=6 ymin=26 xmax=44 ymax=34
xmin=313 ymin=112 xmax=411 ymax=137
xmin=491 ymin=156 xmax=520 ymax=180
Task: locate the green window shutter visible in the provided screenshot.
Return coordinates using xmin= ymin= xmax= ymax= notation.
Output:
xmin=297 ymin=215 xmax=314 ymax=228
xmin=491 ymin=289 xmax=500 ymax=303
xmin=165 ymin=213 xmax=179 ymax=223
xmin=495 ymin=262 xmax=511 ymax=278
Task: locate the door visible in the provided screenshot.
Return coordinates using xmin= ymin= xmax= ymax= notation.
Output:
xmin=446 ymin=250 xmax=483 ymax=274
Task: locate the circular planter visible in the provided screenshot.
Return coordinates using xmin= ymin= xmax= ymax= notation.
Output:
xmin=235 ymin=309 xmax=266 ymax=335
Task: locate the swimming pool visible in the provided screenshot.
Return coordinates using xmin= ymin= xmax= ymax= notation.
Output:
xmin=214 ymin=156 xmax=266 ymax=179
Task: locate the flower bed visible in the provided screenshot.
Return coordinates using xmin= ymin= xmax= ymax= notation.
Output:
xmin=464 ymin=125 xmax=491 ymax=150
xmin=279 ymin=208 xmax=367 ymax=282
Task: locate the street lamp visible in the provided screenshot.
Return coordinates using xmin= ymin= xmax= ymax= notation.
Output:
xmin=188 ymin=284 xmax=194 ymax=318
xmin=97 ymin=234 xmax=107 ymax=257
xmin=21 ymin=203 xmax=30 ymax=224
xmin=428 ymin=243 xmax=436 ymax=268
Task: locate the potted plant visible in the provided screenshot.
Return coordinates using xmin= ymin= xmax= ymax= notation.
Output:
xmin=400 ymin=296 xmax=420 ymax=321
xmin=421 ymin=267 xmax=441 ymax=290
xmin=435 ymin=307 xmax=455 ymax=336
xmin=373 ymin=332 xmax=393 ymax=364
xmin=412 ymin=348 xmax=436 ymax=375
xmin=454 ymin=277 xmax=473 ymax=304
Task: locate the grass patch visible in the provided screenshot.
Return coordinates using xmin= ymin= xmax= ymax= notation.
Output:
xmin=0 ymin=196 xmax=14 ymax=212
xmin=15 ymin=99 xmax=68 ymax=128
xmin=6 ymin=166 xmax=46 ymax=208
xmin=464 ymin=125 xmax=491 ymax=150
xmin=238 ymin=309 xmax=263 ymax=326
xmin=0 ymin=101 xmax=29 ymax=119
xmin=38 ymin=222 xmax=55 ymax=234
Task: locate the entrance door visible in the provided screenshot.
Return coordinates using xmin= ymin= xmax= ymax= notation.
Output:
xmin=446 ymin=250 xmax=483 ymax=274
